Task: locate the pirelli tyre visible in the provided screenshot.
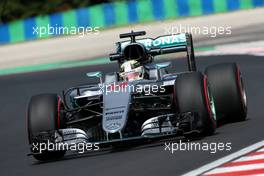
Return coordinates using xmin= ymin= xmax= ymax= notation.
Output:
xmin=205 ymin=63 xmax=247 ymax=122
xmin=27 ymin=94 xmax=66 ymax=161
xmin=174 ymin=72 xmax=216 ymax=136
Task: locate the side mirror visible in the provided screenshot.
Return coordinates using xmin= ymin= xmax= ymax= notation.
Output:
xmin=155 ymin=62 xmax=171 ymax=69
xmin=86 ymin=71 xmax=102 ymax=84
xmin=155 ymin=62 xmax=171 ymax=80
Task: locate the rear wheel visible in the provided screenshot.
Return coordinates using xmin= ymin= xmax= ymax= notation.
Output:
xmin=174 ymin=72 xmax=216 ymax=135
xmin=205 ymin=63 xmax=247 ymax=122
xmin=27 ymin=94 xmax=66 ymax=161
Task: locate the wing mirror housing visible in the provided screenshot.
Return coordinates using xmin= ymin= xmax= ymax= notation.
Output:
xmin=86 ymin=71 xmax=102 ymax=84
xmin=155 ymin=62 xmax=171 ymax=80
xmin=155 ymin=62 xmax=171 ymax=69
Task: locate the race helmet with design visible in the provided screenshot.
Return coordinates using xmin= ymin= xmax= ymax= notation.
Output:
xmin=120 ymin=60 xmax=144 ymax=81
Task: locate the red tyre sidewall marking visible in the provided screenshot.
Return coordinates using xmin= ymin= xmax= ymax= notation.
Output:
xmin=236 ymin=65 xmax=246 ymax=108
xmin=203 ymin=75 xmax=216 ymax=128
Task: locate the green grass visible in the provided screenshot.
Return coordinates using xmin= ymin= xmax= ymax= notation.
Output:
xmin=0 ymin=46 xmax=215 ymax=76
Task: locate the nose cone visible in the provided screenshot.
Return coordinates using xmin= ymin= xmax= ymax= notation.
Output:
xmin=102 ymin=83 xmax=132 ymax=134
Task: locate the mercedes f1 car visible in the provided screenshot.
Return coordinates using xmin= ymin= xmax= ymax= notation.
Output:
xmin=27 ymin=31 xmax=247 ymax=161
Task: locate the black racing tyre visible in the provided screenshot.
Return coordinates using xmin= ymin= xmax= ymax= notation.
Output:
xmin=174 ymin=72 xmax=216 ymax=135
xmin=205 ymin=63 xmax=247 ymax=122
xmin=27 ymin=94 xmax=66 ymax=161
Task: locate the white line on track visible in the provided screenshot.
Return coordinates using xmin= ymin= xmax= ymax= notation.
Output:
xmin=182 ymin=140 xmax=264 ymax=176
xmin=235 ymin=154 xmax=264 ymax=162
xmin=258 ymin=148 xmax=264 ymax=152
xmin=205 ymin=163 xmax=264 ymax=175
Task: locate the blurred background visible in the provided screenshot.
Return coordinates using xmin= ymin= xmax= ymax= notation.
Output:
xmin=0 ymin=0 xmax=263 ymax=44
xmin=0 ymin=0 xmax=116 ymax=23
xmin=0 ymin=0 xmax=263 ymax=73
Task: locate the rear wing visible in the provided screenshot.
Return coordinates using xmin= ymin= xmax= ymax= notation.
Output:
xmin=110 ymin=32 xmax=196 ymax=71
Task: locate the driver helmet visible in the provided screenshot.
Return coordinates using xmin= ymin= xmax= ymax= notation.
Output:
xmin=120 ymin=60 xmax=144 ymax=81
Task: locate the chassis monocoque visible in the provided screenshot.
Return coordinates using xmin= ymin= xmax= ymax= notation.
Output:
xmin=27 ymin=31 xmax=247 ymax=161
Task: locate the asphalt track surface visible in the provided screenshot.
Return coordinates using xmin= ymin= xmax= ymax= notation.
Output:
xmin=0 ymin=55 xmax=263 ymax=176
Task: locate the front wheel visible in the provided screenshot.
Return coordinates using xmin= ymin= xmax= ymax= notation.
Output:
xmin=174 ymin=72 xmax=216 ymax=136
xmin=27 ymin=94 xmax=66 ymax=161
xmin=205 ymin=63 xmax=247 ymax=122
